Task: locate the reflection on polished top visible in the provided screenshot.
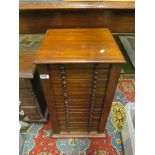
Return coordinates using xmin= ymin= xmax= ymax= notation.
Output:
xmin=34 ymin=28 xmax=126 ymax=64
xmin=19 ymin=0 xmax=135 ymax=10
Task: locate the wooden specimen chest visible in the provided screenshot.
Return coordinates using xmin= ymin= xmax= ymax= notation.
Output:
xmin=34 ymin=28 xmax=126 ymax=136
xmin=19 ymin=52 xmax=47 ymax=122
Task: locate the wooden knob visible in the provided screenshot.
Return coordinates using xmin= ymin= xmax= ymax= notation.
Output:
xmin=62 ymin=84 xmax=66 ymax=88
xmin=94 ymin=75 xmax=98 ymax=79
xmin=92 ymin=93 xmax=96 ymax=97
xmin=64 ymin=93 xmax=67 ymax=97
xmin=62 ymin=81 xmax=66 ymax=85
xmin=91 ymin=100 xmax=95 ymax=104
xmin=91 ymin=106 xmax=94 ymax=109
xmin=93 ymin=80 xmax=97 ymax=84
xmin=89 ymin=119 xmax=92 ymax=123
xmin=90 ymin=108 xmax=93 ymax=113
xmin=62 ymin=76 xmax=66 ymax=79
xmin=91 ymin=108 xmax=94 ymax=112
xmin=93 ymin=84 xmax=97 ymax=88
xmin=91 ymin=104 xmax=94 ymax=107
xmin=60 ymin=71 xmax=65 ymax=74
xmin=95 ymin=70 xmax=98 ymax=73
xmin=90 ymin=113 xmax=93 ymax=117
xmin=92 ymin=89 xmax=96 ymax=93
xmin=91 ymin=96 xmax=95 ymax=100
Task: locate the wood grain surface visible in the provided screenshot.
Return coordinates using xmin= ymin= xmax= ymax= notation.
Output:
xmin=35 ymin=28 xmax=126 ymax=134
xmin=19 ymin=52 xmax=36 ymax=79
xmin=34 ymin=28 xmax=126 ymax=64
xmin=20 ymin=1 xmax=135 ymax=10
xmin=20 ymin=9 xmax=135 ymax=34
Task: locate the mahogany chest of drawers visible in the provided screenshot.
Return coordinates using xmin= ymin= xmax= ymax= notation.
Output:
xmin=19 ymin=52 xmax=47 ymax=122
xmin=34 ymin=28 xmax=126 ymax=136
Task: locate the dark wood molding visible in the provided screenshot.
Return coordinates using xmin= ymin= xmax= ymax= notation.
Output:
xmin=20 ymin=9 xmax=135 ymax=34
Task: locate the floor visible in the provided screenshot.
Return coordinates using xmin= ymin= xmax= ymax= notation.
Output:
xmin=20 ymin=77 xmax=135 ymax=155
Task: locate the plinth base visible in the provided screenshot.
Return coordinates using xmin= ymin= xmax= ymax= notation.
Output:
xmin=52 ymin=131 xmax=106 ymax=138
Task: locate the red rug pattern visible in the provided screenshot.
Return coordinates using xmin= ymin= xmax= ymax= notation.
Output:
xmin=21 ymin=78 xmax=135 ymax=155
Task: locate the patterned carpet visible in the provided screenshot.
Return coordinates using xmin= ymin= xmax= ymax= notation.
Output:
xmin=20 ymin=78 xmax=135 ymax=155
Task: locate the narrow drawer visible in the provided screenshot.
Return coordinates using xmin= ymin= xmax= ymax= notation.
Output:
xmin=57 ymin=111 xmax=101 ymax=117
xmin=55 ymin=97 xmax=104 ymax=104
xmin=51 ymin=69 xmax=110 ymax=81
xmin=52 ymin=83 xmax=107 ymax=92
xmin=51 ymin=78 xmax=108 ymax=85
xmin=54 ymin=91 xmax=106 ymax=97
xmin=58 ymin=116 xmax=100 ymax=122
xmin=56 ymin=103 xmax=103 ymax=109
xmin=57 ymin=108 xmax=102 ymax=113
xmin=55 ymin=98 xmax=104 ymax=108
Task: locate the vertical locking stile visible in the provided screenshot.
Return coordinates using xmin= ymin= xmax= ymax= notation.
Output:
xmin=88 ymin=64 xmax=99 ymax=132
xmin=59 ymin=65 xmax=70 ymax=132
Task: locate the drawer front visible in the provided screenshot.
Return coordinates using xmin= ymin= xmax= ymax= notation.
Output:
xmin=41 ymin=63 xmax=111 ymax=132
xmin=54 ymin=91 xmax=106 ymax=97
xmin=19 ymin=106 xmax=41 ymax=121
xmin=51 ymin=69 xmax=110 ymax=82
xmin=57 ymin=111 xmax=102 ymax=118
xmin=58 ymin=116 xmax=100 ymax=122
xmin=52 ymin=83 xmax=107 ymax=92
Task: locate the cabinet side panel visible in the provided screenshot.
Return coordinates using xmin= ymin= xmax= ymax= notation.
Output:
xmin=32 ymin=70 xmax=47 ymax=116
xmin=37 ymin=64 xmax=60 ymax=133
xmin=98 ymin=64 xmax=122 ymax=133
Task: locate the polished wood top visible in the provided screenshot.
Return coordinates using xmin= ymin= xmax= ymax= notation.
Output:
xmin=20 ymin=1 xmax=135 ymax=10
xmin=34 ymin=28 xmax=126 ymax=64
xmin=19 ymin=52 xmax=36 ymax=79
